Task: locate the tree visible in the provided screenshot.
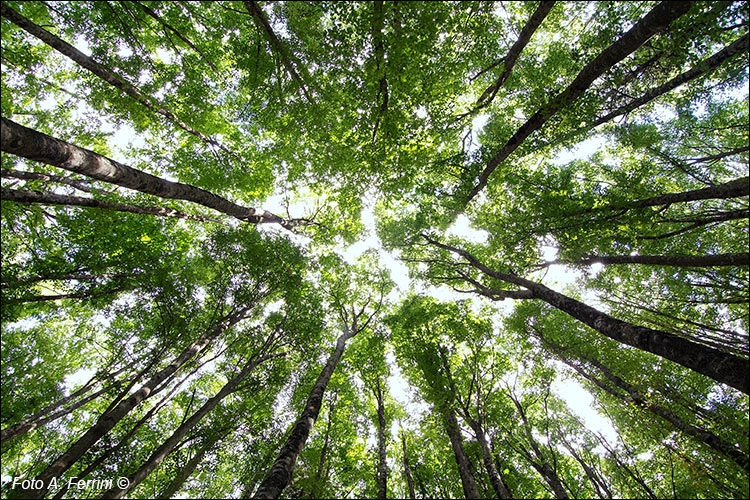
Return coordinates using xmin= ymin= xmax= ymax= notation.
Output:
xmin=2 ymin=1 xmax=748 ymax=499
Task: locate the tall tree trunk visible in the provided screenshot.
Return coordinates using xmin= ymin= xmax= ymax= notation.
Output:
xmin=252 ymin=329 xmax=359 ymax=499
xmin=1 ymin=379 xmax=118 ymax=444
xmin=585 ymin=33 xmax=748 ymax=132
xmin=400 ymin=431 xmax=416 ymax=500
xmin=13 ymin=307 xmax=250 ymax=499
xmin=103 ymin=351 xmax=282 ymax=498
xmin=315 ymin=392 xmax=337 ymax=482
xmin=587 ymin=176 xmax=749 ymax=214
xmin=441 ymin=402 xmax=481 ymax=499
xmin=0 ymin=3 xmax=229 ymax=152
xmin=1 ymin=187 xmax=223 ymax=223
xmin=423 ymin=235 xmax=750 ymax=394
xmin=1 ymin=118 xmax=300 ymax=228
xmin=466 ymin=419 xmax=512 ymax=499
xmin=157 ymin=431 xmax=224 ymax=499
xmin=473 ymin=1 xmax=556 ymax=109
xmin=537 ymin=330 xmax=750 ymax=472
xmin=540 ymin=252 xmax=749 ymax=268
xmin=375 ymin=377 xmax=388 ymax=499
xmin=507 ymin=393 xmax=569 ymax=499
xmin=242 ymin=1 xmax=314 ymax=104
xmin=1 ymin=167 xmax=97 ymax=193
xmin=465 ymin=1 xmax=692 ymax=203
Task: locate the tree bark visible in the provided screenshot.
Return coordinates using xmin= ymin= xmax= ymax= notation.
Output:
xmin=596 ymin=176 xmax=749 ymax=213
xmin=103 ymin=352 xmax=282 ymax=499
xmin=441 ymin=401 xmax=481 ymax=499
xmin=584 ymin=33 xmax=749 ymax=132
xmin=423 ymin=235 xmax=750 ymax=394
xmin=157 ymin=431 xmax=224 ymax=499
xmin=400 ymin=431 xmax=416 ymax=500
xmin=375 ymin=377 xmax=388 ymax=499
xmin=0 ymin=3 xmax=229 ymax=152
xmin=252 ymin=329 xmax=358 ymax=499
xmin=465 ymin=1 xmax=692 ymax=204
xmin=243 ymin=0 xmax=314 ymax=104
xmin=1 ymin=167 xmax=97 ymax=193
xmin=467 ymin=419 xmax=513 ymax=499
xmin=538 ymin=330 xmax=750 ymax=472
xmin=474 ymin=1 xmax=556 ymax=108
xmin=1 ymin=118 xmax=298 ymax=227
xmin=2 ymin=187 xmax=223 ymax=223
xmin=13 ymin=307 xmax=250 ymax=499
xmin=539 ymin=252 xmax=749 ymax=268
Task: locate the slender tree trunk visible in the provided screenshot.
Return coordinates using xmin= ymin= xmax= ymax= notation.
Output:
xmin=538 ymin=331 xmax=750 ymax=472
xmin=103 ymin=352 xmax=281 ymax=498
xmin=467 ymin=420 xmax=512 ymax=499
xmin=423 ymin=235 xmax=750 ymax=394
xmin=465 ymin=1 xmax=691 ymax=203
xmin=1 ymin=118 xmax=297 ymax=227
xmin=557 ymin=433 xmax=612 ymax=499
xmin=315 ymin=392 xmax=336 ymax=482
xmin=50 ymin=348 xmax=226 ymax=499
xmin=613 ymin=177 xmax=749 ymax=211
xmin=441 ymin=402 xmax=481 ymax=499
xmin=253 ymin=329 xmax=358 ymax=499
xmin=540 ymin=252 xmax=749 ymax=268
xmin=243 ymin=1 xmax=314 ymax=104
xmin=0 ymin=3 xmax=229 ymax=152
xmin=5 ymin=287 xmax=130 ymax=305
xmin=2 ymin=381 xmax=115 ymax=444
xmin=157 ymin=431 xmax=224 ymax=499
xmin=474 ymin=1 xmax=556 ymax=108
xmin=1 ymin=167 xmax=97 ymax=193
xmin=400 ymin=431 xmax=416 ymax=500
xmin=13 ymin=307 xmax=250 ymax=499
xmin=375 ymin=377 xmax=388 ymax=499
xmin=586 ymin=33 xmax=749 ymax=131
xmin=2 ymin=187 xmax=223 ymax=223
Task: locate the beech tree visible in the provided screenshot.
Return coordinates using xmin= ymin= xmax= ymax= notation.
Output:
xmin=2 ymin=1 xmax=748 ymax=499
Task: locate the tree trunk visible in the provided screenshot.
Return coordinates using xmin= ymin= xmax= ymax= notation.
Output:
xmin=103 ymin=352 xmax=281 ymax=498
xmin=1 ymin=167 xmax=97 ymax=193
xmin=400 ymin=431 xmax=416 ymax=500
xmin=541 ymin=252 xmax=749 ymax=268
xmin=539 ymin=331 xmax=750 ymax=472
xmin=508 ymin=394 xmax=569 ymax=499
xmin=315 ymin=392 xmax=336 ymax=482
xmin=2 ymin=187 xmax=222 ymax=223
xmin=474 ymin=1 xmax=556 ymax=108
xmin=14 ymin=307 xmax=249 ymax=499
xmin=252 ymin=329 xmax=358 ymax=499
xmin=587 ymin=33 xmax=749 ymax=131
xmin=441 ymin=402 xmax=481 ymax=499
xmin=0 ymin=3 xmax=228 ymax=152
xmin=1 ymin=118 xmax=297 ymax=227
xmin=465 ymin=1 xmax=692 ymax=203
xmin=242 ymin=1 xmax=314 ymax=104
xmin=620 ymin=176 xmax=749 ymax=210
xmin=375 ymin=377 xmax=388 ymax=499
xmin=467 ymin=420 xmax=512 ymax=499
xmin=157 ymin=431 xmax=224 ymax=499
xmin=424 ymin=235 xmax=750 ymax=394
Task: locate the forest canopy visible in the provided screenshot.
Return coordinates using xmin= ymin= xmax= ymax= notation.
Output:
xmin=1 ymin=1 xmax=748 ymax=499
